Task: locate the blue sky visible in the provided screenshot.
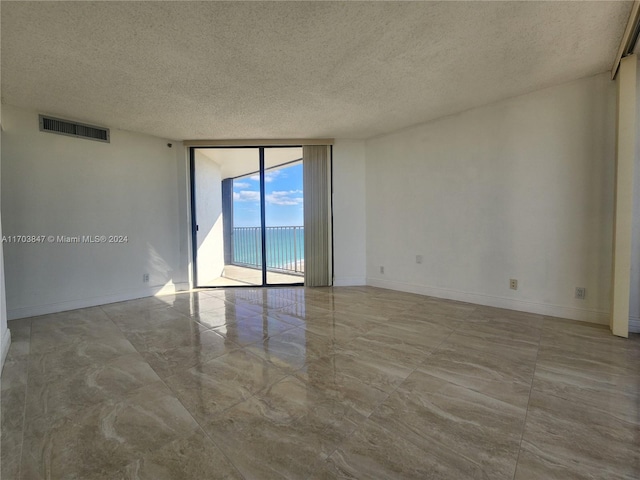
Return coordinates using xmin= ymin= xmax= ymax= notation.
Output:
xmin=233 ymin=162 xmax=303 ymax=227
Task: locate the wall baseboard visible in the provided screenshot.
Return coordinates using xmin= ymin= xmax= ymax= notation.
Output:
xmin=7 ymin=284 xmax=179 ymax=320
xmin=629 ymin=316 xmax=640 ymax=333
xmin=174 ymin=282 xmax=191 ymax=292
xmin=366 ymin=277 xmax=609 ymax=325
xmin=1 ymin=329 xmax=11 ymax=373
xmin=6 ymin=277 xmax=618 ymax=329
xmin=333 ymin=276 xmax=367 ymax=287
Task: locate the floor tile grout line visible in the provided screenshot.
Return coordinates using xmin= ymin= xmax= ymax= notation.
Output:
xmin=15 ymin=294 xmax=298 ymax=477
xmin=28 ymin=302 xmax=240 ymax=477
xmin=375 ymin=316 xmax=458 ymax=411
xmin=527 ymin=382 xmax=640 ymax=429
xmin=8 ymin=288 xmax=638 ymax=478
xmin=298 ymin=306 xmax=431 ymax=477
xmin=352 ymin=405 xmax=489 ymax=479
xmin=100 ymin=293 xmax=308 ymax=377
xmin=150 ymin=334 xmax=320 ymax=479
xmin=100 ymin=296 xmax=266 ymax=479
xmin=404 ymin=305 xmax=535 ymax=480
xmin=407 ymin=309 xmax=541 ymax=412
xmin=511 ymin=318 xmax=544 ymax=480
xmin=428 ymin=305 xmax=536 ymax=476
xmin=192 ymin=424 xmax=247 ymax=480
xmin=284 ymin=305 xmax=496 ymax=478
xmin=16 ymin=319 xmax=33 ymax=480
xmin=147 ymin=361 xmax=249 ymax=480
xmin=312 ymin=315 xmax=461 ymax=475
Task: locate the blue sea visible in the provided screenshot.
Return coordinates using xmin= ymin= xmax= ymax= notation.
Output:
xmin=233 ymin=227 xmax=304 ymax=273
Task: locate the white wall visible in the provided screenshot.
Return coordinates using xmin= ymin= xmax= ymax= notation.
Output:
xmin=332 ymin=139 xmax=367 ymax=286
xmin=629 ymin=58 xmax=640 ymax=334
xmin=366 ymin=73 xmax=616 ymax=324
xmin=1 ymin=105 xmax=183 ymax=319
xmin=0 ymin=8 xmax=8 ymax=367
xmin=0 ymin=201 xmax=8 ymax=370
xmin=194 ymin=150 xmax=225 ymax=283
xmin=175 ymin=146 xmax=191 ymax=292
xmin=0 ymin=99 xmax=10 ymax=371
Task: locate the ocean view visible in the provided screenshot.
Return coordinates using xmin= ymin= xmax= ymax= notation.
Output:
xmin=233 ymin=226 xmax=304 ymax=273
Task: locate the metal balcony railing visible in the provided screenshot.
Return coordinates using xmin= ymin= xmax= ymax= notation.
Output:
xmin=232 ymin=226 xmax=304 ymax=275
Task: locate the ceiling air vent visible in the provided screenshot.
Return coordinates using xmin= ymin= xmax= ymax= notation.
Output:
xmin=39 ymin=115 xmax=110 ymax=143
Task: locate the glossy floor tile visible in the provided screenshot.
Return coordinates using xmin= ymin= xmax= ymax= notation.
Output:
xmin=1 ymin=286 xmax=639 ymax=479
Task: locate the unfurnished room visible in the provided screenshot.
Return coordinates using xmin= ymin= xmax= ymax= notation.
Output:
xmin=1 ymin=1 xmax=640 ymax=479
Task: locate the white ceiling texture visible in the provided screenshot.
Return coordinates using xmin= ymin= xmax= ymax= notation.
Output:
xmin=1 ymin=1 xmax=634 ymax=141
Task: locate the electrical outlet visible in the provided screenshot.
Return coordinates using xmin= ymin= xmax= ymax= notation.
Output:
xmin=380 ymin=266 xmax=385 ymax=274
xmin=416 ymin=255 xmax=423 ymax=264
xmin=575 ymin=287 xmax=586 ymax=300
xmin=143 ymin=273 xmax=150 ymax=283
xmin=510 ymin=279 xmax=518 ymax=290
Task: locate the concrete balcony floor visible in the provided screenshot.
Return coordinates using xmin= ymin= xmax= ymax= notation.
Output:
xmin=202 ymin=264 xmax=303 ymax=286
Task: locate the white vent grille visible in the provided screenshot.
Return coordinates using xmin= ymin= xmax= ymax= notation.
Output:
xmin=39 ymin=115 xmax=110 ymax=143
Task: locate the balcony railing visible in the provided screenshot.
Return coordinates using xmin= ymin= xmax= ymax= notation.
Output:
xmin=232 ymin=226 xmax=304 ymax=275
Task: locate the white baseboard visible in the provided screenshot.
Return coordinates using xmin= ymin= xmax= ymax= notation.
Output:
xmin=366 ymin=277 xmax=608 ymax=325
xmin=1 ymin=328 xmax=11 ymax=373
xmin=5 ymin=277 xmax=617 ymax=329
xmin=629 ymin=316 xmax=640 ymax=333
xmin=333 ymin=276 xmax=367 ymax=287
xmin=7 ymin=284 xmax=179 ymax=320
xmin=173 ymin=282 xmax=191 ymax=292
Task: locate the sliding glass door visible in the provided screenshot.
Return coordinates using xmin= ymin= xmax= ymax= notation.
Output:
xmin=264 ymin=148 xmax=304 ymax=285
xmin=191 ymin=146 xmax=304 ymax=287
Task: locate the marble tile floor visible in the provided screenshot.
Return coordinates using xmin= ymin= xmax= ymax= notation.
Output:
xmin=1 ymin=286 xmax=639 ymax=479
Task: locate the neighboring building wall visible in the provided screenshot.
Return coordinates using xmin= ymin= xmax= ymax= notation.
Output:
xmin=332 ymin=139 xmax=367 ymax=286
xmin=1 ymin=105 xmax=183 ymax=319
xmin=365 ymin=73 xmax=616 ymax=324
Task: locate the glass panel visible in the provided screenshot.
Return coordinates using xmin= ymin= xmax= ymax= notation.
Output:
xmin=264 ymin=147 xmax=304 ymax=285
xmin=194 ymin=147 xmax=263 ymax=286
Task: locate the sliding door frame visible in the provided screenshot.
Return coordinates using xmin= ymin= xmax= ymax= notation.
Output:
xmin=190 ymin=145 xmax=319 ymax=289
xmin=259 ymin=147 xmax=268 ymax=286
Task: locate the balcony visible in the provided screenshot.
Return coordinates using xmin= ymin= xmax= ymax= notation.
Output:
xmin=232 ymin=226 xmax=304 ymax=275
xmin=200 ymin=226 xmax=304 ymax=286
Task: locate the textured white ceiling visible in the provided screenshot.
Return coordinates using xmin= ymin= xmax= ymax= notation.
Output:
xmin=0 ymin=1 xmax=633 ymax=141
